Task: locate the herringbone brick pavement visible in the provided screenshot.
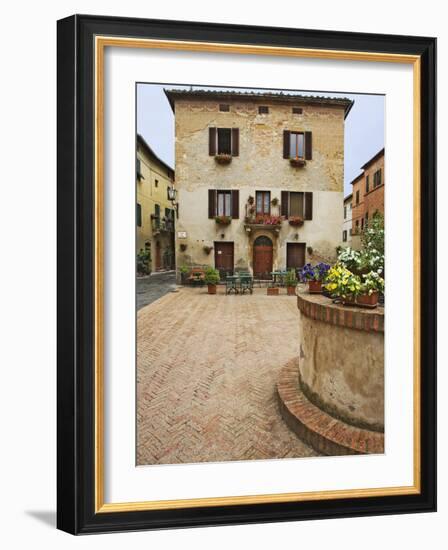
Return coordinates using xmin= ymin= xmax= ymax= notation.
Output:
xmin=137 ymin=287 xmax=319 ymax=465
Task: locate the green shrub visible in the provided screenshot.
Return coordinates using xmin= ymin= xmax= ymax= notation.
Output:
xmin=204 ymin=267 xmax=220 ymax=285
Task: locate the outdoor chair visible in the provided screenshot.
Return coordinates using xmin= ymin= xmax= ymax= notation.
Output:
xmin=239 ymin=272 xmax=253 ymax=295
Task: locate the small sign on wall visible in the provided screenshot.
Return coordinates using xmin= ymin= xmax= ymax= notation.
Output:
xmin=177 ymin=231 xmax=187 ymax=239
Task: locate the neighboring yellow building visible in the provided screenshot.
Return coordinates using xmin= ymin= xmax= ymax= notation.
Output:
xmin=136 ymin=134 xmax=175 ymax=271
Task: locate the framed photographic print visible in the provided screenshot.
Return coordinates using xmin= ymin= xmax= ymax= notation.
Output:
xmin=57 ymin=14 xmax=436 ymax=534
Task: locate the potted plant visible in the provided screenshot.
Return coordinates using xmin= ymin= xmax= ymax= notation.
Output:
xmin=179 ymin=243 xmax=188 ymax=252
xmin=285 ymin=269 xmax=298 ymax=296
xmin=267 ymin=284 xmax=279 ymax=296
xmin=203 ymin=245 xmax=213 ymax=255
xmin=204 ymin=267 xmax=220 ymax=294
xmin=323 ymin=264 xmax=362 ymax=303
xmin=215 ymin=153 xmax=232 ymax=165
xmin=357 ymin=271 xmax=384 ymax=308
xmin=299 ymin=262 xmax=330 ymax=293
xmin=288 ymin=216 xmax=304 ymax=227
xmin=215 ymin=215 xmax=232 ymax=226
xmin=271 ymin=197 xmax=279 ymax=206
xmin=247 ymin=195 xmax=255 ymax=205
xmin=179 ymin=265 xmax=189 ymax=285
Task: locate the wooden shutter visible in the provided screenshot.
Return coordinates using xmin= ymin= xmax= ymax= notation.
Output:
xmin=231 ymin=190 xmax=239 ymax=219
xmin=208 ymin=189 xmax=217 ymax=218
xmin=304 ymin=192 xmax=313 ymax=220
xmin=231 ymin=128 xmax=239 ymax=156
xmin=283 ymin=130 xmax=290 ymax=159
xmin=281 ymin=191 xmax=289 ymax=218
xmin=305 ymin=131 xmax=312 ymax=160
xmin=209 ymin=127 xmax=216 ymax=156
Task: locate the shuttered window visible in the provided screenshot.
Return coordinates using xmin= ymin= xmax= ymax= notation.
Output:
xmin=136 ymin=203 xmax=142 ymax=227
xmin=373 ymin=169 xmax=382 ymax=187
xmin=280 ymin=191 xmax=313 ymax=220
xmin=208 ymin=127 xmax=239 ymax=156
xmin=366 ymin=175 xmax=370 ymax=193
xmin=208 ymin=189 xmax=239 ymax=219
xmin=283 ymin=130 xmax=312 ymax=160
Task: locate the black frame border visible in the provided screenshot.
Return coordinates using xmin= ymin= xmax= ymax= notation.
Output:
xmin=57 ymin=14 xmax=436 ymax=534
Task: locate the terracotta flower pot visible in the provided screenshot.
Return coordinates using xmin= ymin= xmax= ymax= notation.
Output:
xmin=207 ymin=284 xmax=217 ymax=295
xmin=356 ymin=291 xmax=379 ymax=308
xmin=308 ymin=280 xmax=322 ymax=294
xmin=267 ymin=287 xmax=279 ymax=296
xmin=287 ymin=286 xmax=296 ymax=296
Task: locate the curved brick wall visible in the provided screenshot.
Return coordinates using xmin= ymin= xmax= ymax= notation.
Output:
xmin=296 ymin=288 xmax=384 ymax=432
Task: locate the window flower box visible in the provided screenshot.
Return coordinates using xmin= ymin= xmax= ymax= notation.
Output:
xmin=290 ymin=157 xmax=306 ymax=167
xmin=215 ymin=153 xmax=232 ymax=165
xmin=288 ymin=216 xmax=304 ymax=227
xmin=214 ymin=215 xmax=232 ymax=226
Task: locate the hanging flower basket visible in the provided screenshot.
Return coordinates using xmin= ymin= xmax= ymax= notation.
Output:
xmin=203 ymin=245 xmax=213 ymax=255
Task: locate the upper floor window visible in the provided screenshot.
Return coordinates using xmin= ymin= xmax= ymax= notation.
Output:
xmin=219 ymin=103 xmax=230 ymax=112
xmin=154 ymin=204 xmax=160 ymax=219
xmin=258 ymin=105 xmax=269 ymax=114
xmin=154 ymin=179 xmax=159 ymax=188
xmin=208 ymin=189 xmax=239 ymax=219
xmin=373 ymin=169 xmax=382 ymax=187
xmin=136 ymin=203 xmax=142 ymax=227
xmin=256 ymin=191 xmax=271 ymax=216
xmin=356 ymin=190 xmax=360 ymax=205
xmin=208 ymin=127 xmax=239 ymax=156
xmin=366 ymin=175 xmax=370 ymax=193
xmin=292 ymin=107 xmax=303 ymax=114
xmin=217 ymin=191 xmax=232 ymax=216
xmin=281 ymin=191 xmax=313 ymax=220
xmin=283 ymin=130 xmax=312 ymax=160
xmin=344 ymin=205 xmax=347 ymax=219
xmin=136 ymin=158 xmax=143 ymax=180
xmin=343 ymin=230 xmax=347 ymax=242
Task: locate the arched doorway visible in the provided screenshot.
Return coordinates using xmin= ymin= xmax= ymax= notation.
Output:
xmin=253 ymin=236 xmax=273 ymax=279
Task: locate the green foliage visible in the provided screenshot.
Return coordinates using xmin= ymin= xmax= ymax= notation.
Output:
xmin=285 ymin=269 xmax=298 ymax=287
xmin=136 ymin=248 xmax=151 ymax=275
xmin=204 ymin=267 xmax=220 ymax=285
xmin=179 ymin=265 xmax=189 ymax=274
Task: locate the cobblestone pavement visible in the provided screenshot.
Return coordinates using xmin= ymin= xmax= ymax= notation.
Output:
xmin=136 ymin=271 xmax=177 ymax=311
xmin=137 ymin=286 xmax=319 ymax=465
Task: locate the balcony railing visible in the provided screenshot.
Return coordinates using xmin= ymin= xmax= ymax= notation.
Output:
xmin=244 ymin=215 xmax=283 ymax=234
xmin=151 ymin=217 xmax=174 ymax=234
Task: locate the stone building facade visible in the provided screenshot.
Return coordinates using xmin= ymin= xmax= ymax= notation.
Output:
xmin=342 ymin=193 xmax=353 ymax=246
xmin=351 ymin=148 xmax=385 ymax=239
xmin=165 ymin=89 xmax=353 ymax=279
xmin=136 ymin=134 xmax=176 ymax=272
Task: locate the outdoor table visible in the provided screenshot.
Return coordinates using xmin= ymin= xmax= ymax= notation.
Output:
xmin=271 ymin=271 xmax=288 ymax=286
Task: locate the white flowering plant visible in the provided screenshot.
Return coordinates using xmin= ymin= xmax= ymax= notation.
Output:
xmin=361 ymin=271 xmax=385 ymax=295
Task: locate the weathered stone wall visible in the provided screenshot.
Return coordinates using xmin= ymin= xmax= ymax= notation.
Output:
xmin=297 ymin=290 xmax=384 ymax=431
xmin=173 ymin=97 xmax=346 ymax=271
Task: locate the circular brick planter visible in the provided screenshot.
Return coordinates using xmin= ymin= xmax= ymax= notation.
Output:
xmin=277 ymin=288 xmax=384 ymax=455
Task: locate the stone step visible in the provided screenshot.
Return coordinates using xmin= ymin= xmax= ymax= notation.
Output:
xmin=277 ymin=360 xmax=384 ymax=456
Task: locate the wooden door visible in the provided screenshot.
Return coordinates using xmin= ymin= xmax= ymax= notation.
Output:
xmin=287 ymin=243 xmax=306 ymax=270
xmin=155 ymin=241 xmax=161 ymax=270
xmin=214 ymin=242 xmax=234 ymax=277
xmin=253 ymin=236 xmax=273 ymax=279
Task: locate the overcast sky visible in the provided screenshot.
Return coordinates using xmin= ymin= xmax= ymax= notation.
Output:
xmin=137 ymin=84 xmax=384 ymax=197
